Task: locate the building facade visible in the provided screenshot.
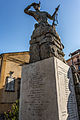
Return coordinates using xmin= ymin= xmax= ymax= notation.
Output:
xmin=0 ymin=51 xmax=30 ymax=114
xmin=67 ymin=49 xmax=80 ymax=76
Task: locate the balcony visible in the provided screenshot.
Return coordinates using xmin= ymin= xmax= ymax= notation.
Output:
xmin=77 ymin=70 xmax=80 ymax=74
xmin=73 ymin=61 xmax=80 ymax=65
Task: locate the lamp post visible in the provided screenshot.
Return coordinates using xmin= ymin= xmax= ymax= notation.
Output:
xmin=69 ymin=53 xmax=73 ymax=66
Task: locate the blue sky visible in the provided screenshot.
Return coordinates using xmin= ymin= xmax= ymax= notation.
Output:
xmin=0 ymin=0 xmax=80 ymax=60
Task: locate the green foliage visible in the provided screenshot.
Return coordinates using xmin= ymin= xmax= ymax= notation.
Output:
xmin=4 ymin=100 xmax=19 ymax=120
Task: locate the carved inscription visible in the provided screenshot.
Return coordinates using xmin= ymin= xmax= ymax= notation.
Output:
xmin=25 ymin=70 xmax=49 ymax=120
xmin=20 ymin=59 xmax=58 ymax=120
xmin=56 ymin=59 xmax=79 ymax=120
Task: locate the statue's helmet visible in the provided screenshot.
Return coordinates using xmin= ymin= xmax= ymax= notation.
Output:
xmin=33 ymin=1 xmax=41 ymax=10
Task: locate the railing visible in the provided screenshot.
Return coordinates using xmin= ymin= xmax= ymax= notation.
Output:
xmin=77 ymin=69 xmax=80 ymax=73
xmin=73 ymin=61 xmax=80 ymax=65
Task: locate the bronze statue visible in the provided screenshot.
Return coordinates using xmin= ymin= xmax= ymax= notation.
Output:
xmin=24 ymin=1 xmax=60 ymax=26
xmin=24 ymin=2 xmax=65 ymax=63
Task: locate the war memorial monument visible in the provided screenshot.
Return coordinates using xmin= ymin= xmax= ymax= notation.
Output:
xmin=19 ymin=2 xmax=79 ymax=120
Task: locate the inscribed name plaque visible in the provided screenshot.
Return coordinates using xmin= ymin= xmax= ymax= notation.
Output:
xmin=54 ymin=58 xmax=79 ymax=120
xmin=19 ymin=57 xmax=79 ymax=120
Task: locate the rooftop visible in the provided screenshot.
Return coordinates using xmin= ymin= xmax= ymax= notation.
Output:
xmin=70 ymin=49 xmax=80 ymax=56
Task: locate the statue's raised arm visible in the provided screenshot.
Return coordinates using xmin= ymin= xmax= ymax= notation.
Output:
xmin=24 ymin=3 xmax=36 ymax=16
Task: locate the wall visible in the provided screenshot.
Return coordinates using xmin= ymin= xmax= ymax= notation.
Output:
xmin=67 ymin=54 xmax=80 ymax=72
xmin=0 ymin=52 xmax=30 ymax=114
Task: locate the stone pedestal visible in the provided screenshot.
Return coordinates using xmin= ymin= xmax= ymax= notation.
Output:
xmin=19 ymin=57 xmax=79 ymax=120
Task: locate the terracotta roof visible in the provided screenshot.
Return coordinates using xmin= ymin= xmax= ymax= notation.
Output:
xmin=70 ymin=49 xmax=80 ymax=56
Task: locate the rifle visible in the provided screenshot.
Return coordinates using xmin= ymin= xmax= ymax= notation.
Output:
xmin=52 ymin=5 xmax=60 ymax=26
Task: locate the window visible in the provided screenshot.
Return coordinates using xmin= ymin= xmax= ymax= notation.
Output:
xmin=0 ymin=59 xmax=2 ymax=77
xmin=77 ymin=57 xmax=80 ymax=62
xmin=78 ymin=66 xmax=80 ymax=71
xmin=5 ymin=71 xmax=15 ymax=92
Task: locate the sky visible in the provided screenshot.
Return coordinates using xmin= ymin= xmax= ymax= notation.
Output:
xmin=0 ymin=0 xmax=80 ymax=60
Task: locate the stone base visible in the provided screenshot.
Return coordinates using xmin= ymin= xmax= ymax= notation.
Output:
xmin=19 ymin=57 xmax=79 ymax=120
xmin=29 ymin=24 xmax=65 ymax=63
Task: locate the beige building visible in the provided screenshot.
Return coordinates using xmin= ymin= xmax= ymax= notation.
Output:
xmin=67 ymin=49 xmax=80 ymax=75
xmin=0 ymin=51 xmax=30 ymax=114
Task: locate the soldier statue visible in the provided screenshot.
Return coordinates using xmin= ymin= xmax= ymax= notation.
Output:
xmin=24 ymin=2 xmax=65 ymax=63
